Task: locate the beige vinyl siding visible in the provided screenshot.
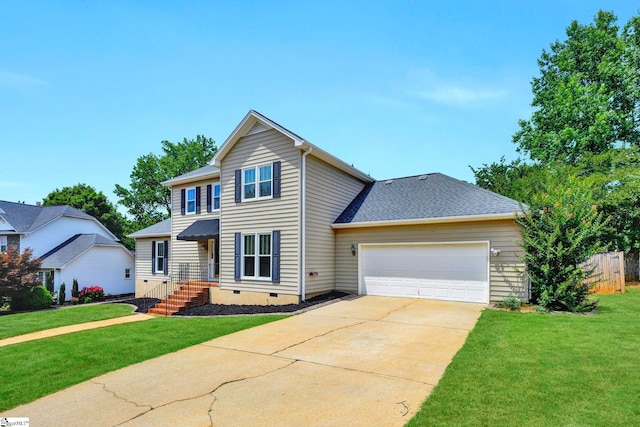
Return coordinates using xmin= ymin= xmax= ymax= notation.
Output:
xmin=134 ymin=237 xmax=169 ymax=296
xmin=304 ymin=155 xmax=366 ymax=296
xmin=170 ymin=178 xmax=220 ymax=276
xmin=219 ymin=128 xmax=301 ymax=295
xmin=335 ymin=219 xmax=526 ymax=302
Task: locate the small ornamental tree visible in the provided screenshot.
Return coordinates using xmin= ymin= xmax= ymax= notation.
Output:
xmin=0 ymin=247 xmax=42 ymax=301
xmin=517 ymin=172 xmax=608 ymax=312
xmin=58 ymin=282 xmax=66 ymax=305
xmin=45 ymin=272 xmax=54 ymax=295
xmin=71 ymin=278 xmax=79 ymax=298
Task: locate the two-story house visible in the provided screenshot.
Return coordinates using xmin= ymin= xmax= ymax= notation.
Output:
xmin=0 ymin=200 xmax=135 ymax=300
xmin=131 ymin=110 xmax=526 ymax=309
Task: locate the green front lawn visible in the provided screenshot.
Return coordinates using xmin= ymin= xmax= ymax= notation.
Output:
xmin=0 ymin=313 xmax=286 ymax=411
xmin=0 ymin=304 xmax=135 ymax=339
xmin=407 ymin=288 xmax=640 ymax=426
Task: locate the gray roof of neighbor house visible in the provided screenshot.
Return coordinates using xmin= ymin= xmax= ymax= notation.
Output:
xmin=0 ymin=200 xmax=97 ymax=234
xmin=40 ymin=234 xmax=126 ymax=268
xmin=334 ymin=173 xmax=523 ymax=225
xmin=128 ymin=218 xmax=172 ymax=238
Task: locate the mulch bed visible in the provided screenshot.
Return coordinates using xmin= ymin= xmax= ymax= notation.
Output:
xmin=117 ymin=291 xmax=351 ymax=316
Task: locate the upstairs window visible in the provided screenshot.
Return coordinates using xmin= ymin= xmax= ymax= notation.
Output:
xmin=186 ymin=187 xmax=196 ymax=214
xmin=213 ymin=183 xmax=221 ymax=210
xmin=243 ymin=164 xmax=272 ymax=201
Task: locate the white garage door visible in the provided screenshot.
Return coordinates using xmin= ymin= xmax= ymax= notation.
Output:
xmin=361 ymin=243 xmax=489 ymax=303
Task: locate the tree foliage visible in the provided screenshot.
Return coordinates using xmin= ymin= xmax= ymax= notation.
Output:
xmin=42 ymin=183 xmax=134 ymax=250
xmin=518 ymin=173 xmax=607 ymax=312
xmin=514 ymin=10 xmax=640 ymax=165
xmin=0 ymin=247 xmax=42 ymax=300
xmin=115 ymin=135 xmax=217 ymax=229
xmin=470 ymin=157 xmax=547 ymax=204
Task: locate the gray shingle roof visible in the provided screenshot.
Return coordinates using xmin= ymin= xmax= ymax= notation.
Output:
xmin=40 ymin=234 xmax=124 ymax=268
xmin=162 ymin=165 xmax=220 ymax=185
xmin=334 ymin=173 xmax=522 ymax=224
xmin=0 ymin=200 xmax=95 ymax=233
xmin=128 ymin=218 xmax=171 ymax=238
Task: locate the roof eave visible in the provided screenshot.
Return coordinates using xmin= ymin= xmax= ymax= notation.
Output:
xmin=300 ymin=142 xmax=374 ymax=183
xmin=331 ymin=212 xmax=521 ymax=229
xmin=128 ymin=231 xmax=172 ymax=239
xmin=161 ymin=170 xmax=220 ymax=187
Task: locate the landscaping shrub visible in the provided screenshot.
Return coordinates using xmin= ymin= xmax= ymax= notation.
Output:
xmin=502 ymin=293 xmax=523 ymax=311
xmin=517 ymin=172 xmax=607 ymax=312
xmin=58 ymin=283 xmax=66 ymax=305
xmin=45 ymin=273 xmax=54 ymax=295
xmin=71 ymin=278 xmax=79 ymax=298
xmin=78 ymin=286 xmax=104 ymax=304
xmin=11 ymin=286 xmax=54 ymax=311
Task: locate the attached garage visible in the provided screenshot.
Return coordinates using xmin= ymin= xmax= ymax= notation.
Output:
xmin=359 ymin=242 xmax=490 ymax=303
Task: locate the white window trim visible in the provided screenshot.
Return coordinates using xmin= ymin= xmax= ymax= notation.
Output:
xmin=124 ymin=268 xmax=131 ymax=280
xmin=186 ymin=186 xmax=197 ymax=214
xmin=0 ymin=236 xmax=7 ymax=252
xmin=213 ymin=183 xmax=221 ymax=211
xmin=241 ymin=232 xmax=272 ymax=281
xmin=155 ymin=241 xmax=166 ymax=273
xmin=241 ymin=164 xmax=273 ymax=202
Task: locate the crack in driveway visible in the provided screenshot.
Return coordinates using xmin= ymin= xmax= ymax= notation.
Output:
xmin=103 ymin=360 xmax=297 ymax=427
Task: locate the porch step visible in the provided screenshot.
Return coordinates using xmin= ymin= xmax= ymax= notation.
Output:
xmin=148 ymin=284 xmax=210 ymax=316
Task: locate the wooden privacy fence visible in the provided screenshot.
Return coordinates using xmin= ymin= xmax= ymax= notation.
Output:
xmin=624 ymin=252 xmax=639 ymax=282
xmin=583 ymin=251 xmax=625 ymax=294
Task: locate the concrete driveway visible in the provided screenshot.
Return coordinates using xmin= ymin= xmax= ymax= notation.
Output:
xmin=3 ymin=296 xmax=483 ymax=426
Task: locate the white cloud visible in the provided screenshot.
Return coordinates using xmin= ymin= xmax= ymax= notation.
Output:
xmin=0 ymin=71 xmax=47 ymax=91
xmin=0 ymin=181 xmax=26 ymax=188
xmin=408 ymin=68 xmax=509 ymax=108
xmin=420 ymin=85 xmax=508 ymax=105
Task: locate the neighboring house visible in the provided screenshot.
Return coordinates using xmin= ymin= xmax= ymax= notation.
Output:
xmin=0 ymin=200 xmax=134 ymax=300
xmin=130 ymin=110 xmax=526 ymax=305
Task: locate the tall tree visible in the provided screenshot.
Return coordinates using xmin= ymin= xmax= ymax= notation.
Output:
xmin=114 ymin=135 xmax=217 ymax=229
xmin=42 ymin=183 xmax=134 ymax=249
xmin=513 ymin=10 xmax=640 ymax=165
xmin=470 ymin=157 xmax=546 ymax=204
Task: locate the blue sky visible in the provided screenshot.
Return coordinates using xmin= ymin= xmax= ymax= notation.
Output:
xmin=1 ymin=1 xmax=638 ymax=208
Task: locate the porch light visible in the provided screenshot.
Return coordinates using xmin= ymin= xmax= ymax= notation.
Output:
xmin=351 ymin=244 xmax=356 ymax=256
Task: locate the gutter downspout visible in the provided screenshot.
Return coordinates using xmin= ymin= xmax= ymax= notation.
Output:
xmin=300 ymin=145 xmax=312 ymax=302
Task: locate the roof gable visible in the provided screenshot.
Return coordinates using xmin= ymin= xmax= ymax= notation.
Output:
xmin=334 ymin=173 xmax=522 ymax=226
xmin=211 ymin=110 xmax=373 ymax=183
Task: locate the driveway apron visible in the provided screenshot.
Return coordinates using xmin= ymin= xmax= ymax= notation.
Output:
xmin=2 ymin=296 xmax=483 ymax=426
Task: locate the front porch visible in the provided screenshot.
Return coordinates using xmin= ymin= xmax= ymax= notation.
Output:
xmin=143 ymin=262 xmax=219 ymax=316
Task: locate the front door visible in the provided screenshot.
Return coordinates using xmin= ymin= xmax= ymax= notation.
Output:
xmin=208 ymin=239 xmax=219 ymax=280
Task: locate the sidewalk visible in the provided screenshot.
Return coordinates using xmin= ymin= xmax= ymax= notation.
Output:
xmin=0 ymin=313 xmax=154 ymax=348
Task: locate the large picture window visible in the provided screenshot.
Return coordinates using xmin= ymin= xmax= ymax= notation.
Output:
xmin=242 ymin=164 xmax=272 ymax=201
xmin=242 ymin=233 xmax=271 ymax=279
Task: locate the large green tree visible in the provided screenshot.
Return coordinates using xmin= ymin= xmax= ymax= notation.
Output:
xmin=43 ymin=183 xmax=133 ymax=249
xmin=115 ymin=135 xmax=217 ymax=229
xmin=474 ymin=10 xmax=640 ymax=256
xmin=513 ymin=10 xmax=640 ymax=165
